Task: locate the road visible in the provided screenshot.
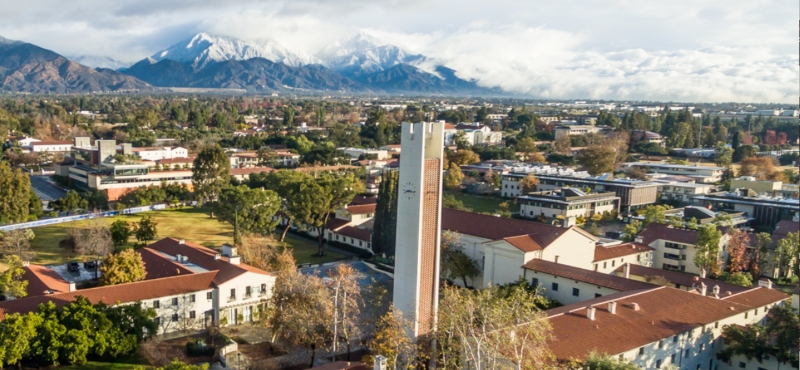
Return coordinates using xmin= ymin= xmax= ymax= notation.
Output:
xmin=29 ymin=175 xmax=68 ymax=201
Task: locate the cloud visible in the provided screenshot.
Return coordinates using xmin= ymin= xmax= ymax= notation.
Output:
xmin=0 ymin=0 xmax=795 ymax=102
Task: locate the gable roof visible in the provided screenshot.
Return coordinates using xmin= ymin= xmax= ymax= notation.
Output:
xmin=502 ymin=235 xmax=544 ymax=252
xmin=443 ymin=208 xmax=564 ymax=243
xmin=616 ymin=264 xmax=750 ymax=296
xmin=344 ymin=204 xmax=377 ymax=215
xmin=0 ymin=272 xmax=217 ymax=320
xmin=594 ymin=242 xmax=653 ymax=262
xmin=637 ymin=223 xmax=700 ymax=245
xmin=545 ymin=286 xmax=783 ymax=363
xmin=138 ymin=247 xmax=195 ymax=280
xmin=720 ymin=287 xmax=789 ymax=308
xmin=22 ymin=265 xmax=70 ymax=297
xmin=336 ymin=226 xmax=371 ymax=241
xmin=524 ymin=259 xmax=655 ymax=291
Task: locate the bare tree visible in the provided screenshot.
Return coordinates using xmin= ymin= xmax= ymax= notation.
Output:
xmin=1 ymin=229 xmax=35 ymax=261
xmin=73 ymin=219 xmax=113 ymax=278
xmin=329 ymin=264 xmax=363 ymax=360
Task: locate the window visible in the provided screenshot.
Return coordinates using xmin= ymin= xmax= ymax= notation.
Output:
xmin=684 ymin=349 xmax=690 ymax=358
xmin=670 ymin=354 xmax=675 ymax=364
xmin=172 ymin=297 xmax=179 ymax=306
xmin=189 ymin=294 xmax=195 ymax=303
xmin=611 ymin=260 xmax=615 ymax=267
xmin=189 ymin=311 xmax=196 ymax=319
xmin=603 ymin=262 xmax=607 ymax=269
xmin=245 ymin=286 xmax=252 ymax=297
xmin=531 ymin=278 xmax=539 ymax=286
xmin=594 ymin=264 xmax=598 ymax=271
xmin=230 ymin=289 xmax=236 ymax=299
xmin=745 ymin=312 xmax=748 ymax=319
xmin=673 ymin=335 xmax=679 ymax=343
xmin=207 ymin=292 xmax=213 ymax=300
xmin=656 ymin=359 xmax=662 ymax=368
xmin=171 ymin=314 xmax=178 ymax=322
xmin=696 ymin=365 xmax=701 ymax=370
xmin=153 ymin=300 xmax=160 ymax=309
xmin=638 ymin=347 xmax=644 ymax=356
xmin=261 ymin=284 xmax=267 ymax=293
xmin=595 ymin=293 xmax=602 ymax=298
xmin=658 ymin=340 xmax=664 ymax=349
xmin=551 ymin=283 xmax=559 ymax=291
xmin=572 ymin=288 xmax=580 ymax=297
xmin=738 ymin=362 xmax=745 ymax=368
xmin=714 ymin=321 xmax=719 ymax=329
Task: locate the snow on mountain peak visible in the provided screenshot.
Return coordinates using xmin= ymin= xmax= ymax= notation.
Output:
xmin=317 ymin=31 xmax=434 ymax=76
xmin=69 ymin=55 xmax=131 ymax=70
xmin=151 ymin=32 xmax=313 ymax=69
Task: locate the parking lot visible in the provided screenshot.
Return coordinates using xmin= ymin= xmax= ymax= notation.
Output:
xmin=49 ymin=261 xmax=102 ymax=283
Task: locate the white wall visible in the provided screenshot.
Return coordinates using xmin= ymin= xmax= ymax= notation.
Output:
xmin=540 ymin=230 xmax=596 ymax=270
xmin=523 ymin=270 xmax=622 ymax=305
xmin=593 ymin=252 xmax=653 ymax=274
xmin=217 ymin=271 xmax=275 ymax=326
xmin=145 ymin=288 xmax=215 ymax=334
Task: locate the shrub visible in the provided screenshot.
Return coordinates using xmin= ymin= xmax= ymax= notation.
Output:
xmin=186 ymin=339 xmax=214 ymax=357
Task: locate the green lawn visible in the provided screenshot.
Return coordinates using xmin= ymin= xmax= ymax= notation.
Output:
xmin=59 ymin=361 xmax=151 ymax=370
xmin=27 ymin=207 xmax=346 ymax=267
xmin=450 ymin=192 xmax=519 ymax=214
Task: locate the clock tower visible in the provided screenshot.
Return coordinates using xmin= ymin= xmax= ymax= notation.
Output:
xmin=393 ymin=121 xmax=445 ymax=339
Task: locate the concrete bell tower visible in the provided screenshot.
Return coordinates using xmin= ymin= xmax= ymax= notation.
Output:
xmin=393 ymin=121 xmax=444 ymax=338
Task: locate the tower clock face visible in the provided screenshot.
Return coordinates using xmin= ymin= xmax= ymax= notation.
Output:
xmin=402 ymin=181 xmax=417 ymax=200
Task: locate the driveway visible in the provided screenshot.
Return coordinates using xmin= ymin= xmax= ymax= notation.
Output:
xmin=29 ymin=175 xmax=68 ymax=201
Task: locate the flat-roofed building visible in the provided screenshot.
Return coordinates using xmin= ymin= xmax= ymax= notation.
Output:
xmin=553 ymin=125 xmax=611 ymax=140
xmin=623 ymin=162 xmax=725 ymax=183
xmin=693 ymin=190 xmax=799 ymax=229
xmin=518 ymin=188 xmax=619 ymax=227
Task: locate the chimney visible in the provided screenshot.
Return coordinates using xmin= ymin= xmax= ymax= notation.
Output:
xmin=634 ymin=236 xmax=643 ymax=243
xmin=214 ymin=253 xmax=221 ymax=260
xmin=712 ymin=285 xmax=720 ymax=298
xmin=608 ymin=301 xmax=617 ymax=314
xmin=179 ymin=239 xmax=185 ymax=244
xmin=69 ymin=282 xmax=77 ymax=292
xmin=23 ymin=261 xmax=30 ymax=267
xmin=586 ymin=307 xmax=596 ymax=320
xmin=700 ymin=268 xmax=707 ymax=278
xmin=700 ymin=282 xmax=707 ymax=296
xmin=758 ymin=279 xmax=773 ymax=289
xmin=222 ymin=244 xmax=237 ymax=257
xmin=623 ymin=263 xmax=631 ymax=279
xmin=374 ymin=355 xmax=387 ymax=370
xmin=175 ymin=254 xmax=182 ymax=262
xmin=229 ymin=256 xmax=241 ymax=265
xmin=631 ymin=302 xmax=640 ymax=311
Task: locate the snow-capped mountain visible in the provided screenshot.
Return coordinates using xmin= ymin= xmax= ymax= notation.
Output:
xmin=317 ymin=32 xmax=437 ymax=76
xmin=150 ymin=32 xmax=312 ymax=69
xmin=70 ymin=55 xmax=130 ymax=70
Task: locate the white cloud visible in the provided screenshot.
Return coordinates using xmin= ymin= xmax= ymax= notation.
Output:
xmin=0 ymin=0 xmax=796 ymax=102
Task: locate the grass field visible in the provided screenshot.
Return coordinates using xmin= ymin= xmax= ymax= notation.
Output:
xmin=449 ymin=192 xmax=519 ymax=214
xmin=27 ymin=207 xmax=345 ymax=267
xmin=59 ymin=361 xmax=150 ymax=370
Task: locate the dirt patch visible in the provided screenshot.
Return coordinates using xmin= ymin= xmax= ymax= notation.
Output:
xmin=155 ymin=333 xmax=229 ymax=365
xmin=237 ymin=341 xmax=287 ymax=361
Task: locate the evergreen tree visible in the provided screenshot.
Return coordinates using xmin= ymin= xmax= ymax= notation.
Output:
xmin=372 ymin=170 xmax=398 ymax=256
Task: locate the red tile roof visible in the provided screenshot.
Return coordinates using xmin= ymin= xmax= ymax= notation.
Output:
xmin=502 ymin=235 xmax=543 ymax=252
xmin=615 ymin=264 xmax=750 ymax=295
xmin=336 ymin=226 xmax=371 ymax=241
xmin=545 ymin=286 xmax=782 ymax=362
xmin=594 ymin=242 xmax=653 ymax=262
xmin=138 ymin=247 xmax=194 ymax=280
xmin=344 ymin=204 xmax=376 ymax=215
xmin=230 ymin=167 xmax=274 ymax=176
xmin=326 ymin=218 xmax=350 ymax=231
xmin=524 ymin=259 xmax=654 ymax=291
xmin=443 ymin=208 xmax=563 ymax=243
xmin=158 ymin=157 xmax=196 ymax=164
xmin=350 ymin=195 xmax=378 ymax=205
xmin=0 ymin=272 xmax=217 ymax=320
xmin=22 ymin=265 xmax=70 ymax=297
xmin=720 ymin=287 xmax=789 ymax=308
xmin=637 ymin=223 xmax=699 ymax=245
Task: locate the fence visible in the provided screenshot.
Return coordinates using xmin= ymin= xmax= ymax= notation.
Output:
xmin=0 ymin=205 xmax=157 ymax=232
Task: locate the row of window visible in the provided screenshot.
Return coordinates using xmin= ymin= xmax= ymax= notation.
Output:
xmin=530 ymin=278 xmax=602 ymax=299
xmin=153 ymin=311 xmax=198 ymax=325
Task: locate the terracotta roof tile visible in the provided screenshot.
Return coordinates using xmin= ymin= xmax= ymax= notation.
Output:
xmin=545 ymin=287 xmax=780 ymax=362
xmin=344 ymin=204 xmax=376 ymax=215
xmin=524 ymin=260 xmax=654 ymax=291
xmin=614 ymin=264 xmax=750 ymax=295
xmin=502 ymin=235 xmax=543 ymax=252
xmin=442 ymin=208 xmax=567 ymax=246
xmin=720 ymin=287 xmax=789 ymax=308
xmin=349 ymin=195 xmax=378 ymax=205
xmin=230 ymin=167 xmax=274 ymax=176
xmin=326 ymin=218 xmax=350 ymax=231
xmin=138 ymin=247 xmax=194 ymax=280
xmin=22 ymin=265 xmax=70 ymax=297
xmin=0 ymin=272 xmax=217 ymax=320
xmin=594 ymin=242 xmax=653 ymax=262
xmin=335 ymin=226 xmax=371 ymax=241
xmin=638 ymin=223 xmax=699 ymax=245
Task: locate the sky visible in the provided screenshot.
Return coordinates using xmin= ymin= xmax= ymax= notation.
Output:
xmin=0 ymin=0 xmax=797 ymax=103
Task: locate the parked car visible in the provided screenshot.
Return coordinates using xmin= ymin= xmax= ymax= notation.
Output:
xmin=85 ymin=261 xmax=97 ymax=270
xmin=67 ymin=262 xmax=80 ymax=272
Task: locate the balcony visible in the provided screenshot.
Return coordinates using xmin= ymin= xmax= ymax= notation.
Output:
xmin=244 ymin=293 xmax=252 ymax=299
xmin=227 ymin=296 xmax=236 ymax=303
xmin=259 ymin=290 xmax=268 ymax=297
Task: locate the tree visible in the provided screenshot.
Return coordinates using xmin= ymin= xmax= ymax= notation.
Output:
xmin=440 ymin=231 xmax=481 ymax=287
xmin=738 ymin=156 xmax=776 ymax=180
xmin=719 ymin=272 xmax=752 ymax=287
xmin=726 ymin=229 xmax=749 ymax=273
xmin=516 ymin=137 xmax=544 ymax=162
xmin=447 ymin=150 xmax=481 ymax=166
xmin=28 ymin=191 xmax=43 ymax=221
xmin=29 ymin=302 xmax=67 ymax=366
xmin=519 ymin=174 xmax=539 ymax=194
xmin=0 ymin=161 xmax=32 ymax=224
xmin=622 ymin=220 xmax=642 ymax=242
xmin=576 ymin=146 xmax=616 ymax=175
xmin=367 ymin=305 xmax=415 ymax=370
xmin=713 ymin=145 xmax=733 ymax=167
xmin=51 ymin=190 xmax=88 ymax=214
xmin=237 ymin=234 xmax=296 ymax=272
xmin=257 ymin=170 xmax=310 ymax=242
xmin=74 ymin=220 xmax=113 ymax=279
xmin=686 ymin=217 xmax=699 ymax=230
xmin=372 ymin=170 xmax=399 ymax=256
xmin=282 ymin=105 xmax=296 ymax=127
xmin=293 ymin=172 xmax=359 ymax=256
xmin=109 ymin=220 xmax=131 ymax=247
xmin=718 ymin=305 xmax=799 ymax=365
xmin=764 ymin=304 xmax=800 ymax=364
xmin=0 ymin=255 xmax=29 ymax=299
xmin=147 ymin=359 xmax=209 ymax=370
xmin=263 ymin=264 xmax=331 ymax=367
xmin=553 ymin=136 xmax=571 ymax=155
xmin=134 ymin=215 xmax=158 ymax=244
xmin=329 ymin=264 xmax=363 ymax=360
xmin=0 ymin=312 xmax=40 ymax=368
xmin=1 ymin=228 xmax=35 ymax=261
xmin=640 ymin=205 xmax=669 ymax=225
xmin=256 ymin=147 xmax=278 ymax=167
xmin=100 ymin=249 xmax=146 ymax=286
xmin=748 ymin=233 xmax=771 ymax=278
xmin=216 ymin=186 xmax=281 ymax=246
xmin=694 ymin=224 xmax=722 ymax=276
xmin=626 ymin=166 xmax=648 ymax=180
xmin=192 ymin=145 xmax=231 ymax=217
xmin=577 ymin=351 xmax=640 ymax=370
xmin=452 ymin=130 xmax=470 ymax=149
xmin=443 ymin=166 xmax=464 ymax=190
xmin=772 ymin=232 xmax=798 ymax=279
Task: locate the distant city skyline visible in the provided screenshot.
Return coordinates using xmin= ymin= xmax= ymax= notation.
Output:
xmin=0 ymin=0 xmax=796 ymax=102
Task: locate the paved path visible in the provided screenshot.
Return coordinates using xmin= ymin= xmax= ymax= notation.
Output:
xmin=29 ymin=175 xmax=67 ymax=201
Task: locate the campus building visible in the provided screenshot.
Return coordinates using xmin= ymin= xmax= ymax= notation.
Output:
xmin=693 ymin=189 xmax=800 ymax=229
xmin=0 ymin=238 xmax=275 ymax=334
xmin=518 ymin=188 xmax=620 ymax=227
xmin=623 ymin=163 xmax=725 ymax=183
